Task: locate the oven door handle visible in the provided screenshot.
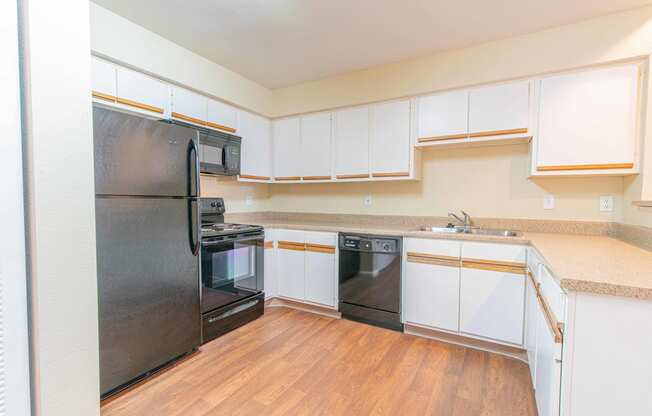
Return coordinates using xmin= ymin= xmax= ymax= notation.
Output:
xmin=207 ymin=299 xmax=260 ymax=323
xmin=202 ymin=235 xmax=264 ymax=246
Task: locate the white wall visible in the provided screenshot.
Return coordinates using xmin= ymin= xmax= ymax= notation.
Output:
xmin=90 ymin=3 xmax=274 ymax=117
xmin=1 ymin=1 xmax=31 ymax=414
xmin=20 ymin=0 xmax=100 ymax=414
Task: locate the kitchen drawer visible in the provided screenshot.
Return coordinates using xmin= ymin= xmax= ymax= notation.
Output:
xmin=462 ymin=242 xmax=526 ymax=265
xmin=539 ymin=265 xmax=566 ymax=323
xmin=305 ymin=231 xmax=336 ymax=246
xmin=202 ymin=293 xmax=264 ymax=344
xmin=406 ymin=238 xmax=461 ymax=258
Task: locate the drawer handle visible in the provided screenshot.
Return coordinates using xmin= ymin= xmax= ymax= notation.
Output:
xmin=207 ymin=299 xmax=259 ymax=323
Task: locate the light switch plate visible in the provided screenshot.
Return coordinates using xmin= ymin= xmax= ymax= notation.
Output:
xmin=600 ymin=195 xmax=614 ymax=212
xmin=543 ymin=194 xmax=555 ymax=210
xmin=245 ymin=195 xmax=253 ymax=206
xmin=364 ymin=194 xmax=372 ymax=206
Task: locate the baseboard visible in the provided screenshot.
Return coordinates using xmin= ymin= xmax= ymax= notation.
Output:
xmin=265 ymin=297 xmax=342 ymax=319
xmin=404 ymin=323 xmax=528 ymax=363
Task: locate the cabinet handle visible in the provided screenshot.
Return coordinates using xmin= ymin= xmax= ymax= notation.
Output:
xmin=468 ymin=128 xmax=528 ymax=138
xmin=418 ymin=133 xmax=468 ymax=143
xmin=171 ymin=112 xmax=206 ymax=126
xmin=371 ymin=172 xmax=410 ymax=178
xmin=407 ymin=252 xmax=460 ymax=268
xmin=536 ymin=291 xmax=563 ymax=344
xmin=275 ymin=176 xmax=301 ymax=181
xmin=92 ymin=90 xmax=116 ymax=102
xmin=536 ymin=163 xmax=634 ymax=172
xmin=205 ymin=121 xmax=236 ymax=133
xmin=335 ymin=174 xmax=369 ymax=179
xmin=302 ymin=176 xmax=331 ymax=180
xmin=240 ymin=174 xmax=271 ymax=181
xmin=116 ymin=97 xmax=164 ymax=114
xmin=305 ymin=243 xmax=335 ymax=254
xmin=461 ymin=258 xmax=526 ymax=275
xmin=278 ymin=241 xmax=305 ymax=251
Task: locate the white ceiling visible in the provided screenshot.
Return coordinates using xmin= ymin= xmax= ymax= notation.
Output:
xmin=93 ymin=0 xmax=652 ymax=89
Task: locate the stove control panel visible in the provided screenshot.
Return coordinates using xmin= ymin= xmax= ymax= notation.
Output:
xmin=201 ymin=197 xmax=225 ymax=215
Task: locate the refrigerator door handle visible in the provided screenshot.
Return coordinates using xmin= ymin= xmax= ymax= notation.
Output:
xmin=187 ymin=137 xmax=200 ymax=197
xmin=188 ymin=198 xmax=200 ymax=256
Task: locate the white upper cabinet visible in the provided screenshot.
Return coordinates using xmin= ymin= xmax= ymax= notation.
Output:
xmin=468 ymin=80 xmax=530 ymax=140
xmin=239 ymin=111 xmax=272 ymax=181
xmin=206 ymin=98 xmax=239 ymax=133
xmin=334 ymin=106 xmax=370 ymax=178
xmin=417 ymin=90 xmax=468 ymax=144
xmin=115 ymin=67 xmax=169 ymax=117
xmin=533 ymin=64 xmax=639 ymax=175
xmin=171 ymin=86 xmax=207 ymax=126
xmin=91 ymin=57 xmax=116 ymax=102
xmin=371 ymin=99 xmax=411 ymax=178
xmin=273 ymin=117 xmax=302 ymax=180
xmin=301 ymin=112 xmax=332 ymax=180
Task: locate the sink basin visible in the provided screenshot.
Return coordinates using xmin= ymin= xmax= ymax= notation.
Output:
xmin=415 ymin=226 xmax=521 ymax=237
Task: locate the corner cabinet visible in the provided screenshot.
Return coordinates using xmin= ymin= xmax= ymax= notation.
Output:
xmin=272 ymin=117 xmax=302 ymax=181
xmin=531 ymin=64 xmax=640 ymax=176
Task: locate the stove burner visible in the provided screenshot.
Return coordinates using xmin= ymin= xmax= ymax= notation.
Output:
xmin=201 ymin=222 xmax=263 ymax=238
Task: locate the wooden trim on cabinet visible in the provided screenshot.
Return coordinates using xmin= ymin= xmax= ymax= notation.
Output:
xmin=417 ymin=133 xmax=468 ymax=143
xmin=336 ymin=174 xmax=369 ymax=180
xmin=264 ymin=241 xmax=274 ymax=249
xmin=305 ymin=243 xmax=336 ymax=254
xmin=461 ymin=258 xmax=526 ymax=275
xmin=633 ymin=200 xmax=652 ymax=207
xmin=92 ymin=91 xmax=116 ymax=102
xmin=536 ymin=163 xmax=634 ymax=172
xmin=205 ymin=121 xmax=237 ymax=133
xmin=171 ymin=112 xmax=206 ymax=126
xmin=407 ymin=252 xmax=460 ymax=268
xmin=239 ymin=174 xmax=271 ymax=181
xmin=468 ymin=128 xmax=528 ymax=138
xmin=371 ymin=172 xmax=410 ymax=178
xmin=116 ymin=97 xmax=165 ymax=114
xmin=274 ymin=176 xmax=301 ymax=181
xmin=277 ymin=241 xmax=305 ymax=251
xmin=526 ymin=269 xmax=540 ymax=289
xmin=302 ymin=176 xmax=331 ymax=181
xmin=536 ymin=290 xmax=563 ymax=344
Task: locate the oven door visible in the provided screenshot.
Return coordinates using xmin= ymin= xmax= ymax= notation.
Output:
xmin=201 ymin=234 xmax=264 ymax=313
xmin=199 ymin=132 xmax=240 ymax=176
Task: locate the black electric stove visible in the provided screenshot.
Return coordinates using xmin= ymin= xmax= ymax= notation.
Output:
xmin=199 ymin=198 xmax=265 ymax=344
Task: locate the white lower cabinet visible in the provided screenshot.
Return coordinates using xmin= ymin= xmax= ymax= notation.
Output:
xmin=264 ymin=230 xmax=276 ymax=299
xmin=525 ymin=271 xmax=539 ymax=385
xmin=459 ymin=268 xmax=525 ymax=345
xmin=405 ymin=261 xmax=460 ymax=331
xmin=273 ymin=230 xmax=337 ymax=308
xmin=534 ymin=299 xmax=562 ymax=416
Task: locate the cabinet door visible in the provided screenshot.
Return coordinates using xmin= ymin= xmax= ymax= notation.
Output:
xmin=525 ymin=272 xmax=539 ymax=385
xmin=301 ymin=112 xmax=332 ymax=179
xmin=91 ymin=57 xmax=116 ymax=102
xmin=469 ymin=80 xmax=529 ymax=138
xmin=115 ymin=67 xmax=169 ymax=116
xmin=264 ymin=230 xmax=276 ymax=299
xmin=273 ymin=117 xmax=302 ymax=180
xmin=206 ymin=98 xmax=238 ymax=133
xmin=460 ymin=268 xmax=525 ymax=345
xmin=276 ymin=230 xmax=305 ymax=301
xmin=304 ymin=232 xmax=336 ymax=307
xmin=371 ymin=99 xmax=411 ymax=178
xmin=405 ymin=261 xmax=460 ymax=332
xmin=171 ymin=86 xmax=207 ymax=126
xmin=239 ymin=111 xmax=272 ymax=181
xmin=334 ymin=107 xmax=370 ymax=178
xmin=417 ymin=90 xmax=468 ymax=142
xmin=534 ymin=301 xmax=562 ymax=416
xmin=536 ymin=65 xmax=638 ymax=172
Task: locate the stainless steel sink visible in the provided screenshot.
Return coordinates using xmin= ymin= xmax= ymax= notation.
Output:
xmin=414 ymin=226 xmax=521 ymax=237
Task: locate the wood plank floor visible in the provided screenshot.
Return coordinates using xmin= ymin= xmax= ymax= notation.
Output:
xmin=101 ymin=307 xmax=537 ymax=416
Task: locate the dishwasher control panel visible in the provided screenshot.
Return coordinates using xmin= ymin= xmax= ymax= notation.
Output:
xmin=339 ymin=234 xmax=400 ymax=253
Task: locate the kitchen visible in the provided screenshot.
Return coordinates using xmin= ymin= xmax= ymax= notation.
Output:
xmin=4 ymin=0 xmax=652 ymax=415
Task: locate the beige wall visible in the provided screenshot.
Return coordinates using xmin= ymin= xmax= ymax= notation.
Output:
xmin=21 ymin=0 xmax=100 ymax=414
xmin=269 ymin=145 xmax=624 ymax=221
xmin=201 ymin=176 xmax=271 ymax=212
xmin=90 ymin=3 xmax=274 ymax=116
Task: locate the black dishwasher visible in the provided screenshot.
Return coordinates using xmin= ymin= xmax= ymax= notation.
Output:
xmin=338 ymin=233 xmax=403 ymax=331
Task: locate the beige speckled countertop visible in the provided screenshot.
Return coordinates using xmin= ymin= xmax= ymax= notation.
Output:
xmin=241 ymin=218 xmax=652 ymax=300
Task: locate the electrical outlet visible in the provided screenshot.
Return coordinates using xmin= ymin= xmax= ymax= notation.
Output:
xmin=600 ymin=196 xmax=614 ymax=212
xmin=543 ymin=194 xmax=555 ymax=210
xmin=364 ymin=194 xmax=372 ymax=206
xmin=245 ymin=195 xmax=253 ymax=206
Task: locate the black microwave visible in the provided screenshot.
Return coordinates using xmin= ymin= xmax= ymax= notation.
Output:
xmin=198 ymin=130 xmax=241 ymax=176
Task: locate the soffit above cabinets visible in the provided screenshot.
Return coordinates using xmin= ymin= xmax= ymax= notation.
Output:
xmin=92 ymin=0 xmax=652 ymax=88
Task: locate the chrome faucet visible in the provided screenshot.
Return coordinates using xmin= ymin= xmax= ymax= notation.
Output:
xmin=448 ymin=210 xmax=472 ymax=229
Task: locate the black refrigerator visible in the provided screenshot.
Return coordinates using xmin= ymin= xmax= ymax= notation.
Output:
xmin=93 ymin=106 xmax=201 ymax=398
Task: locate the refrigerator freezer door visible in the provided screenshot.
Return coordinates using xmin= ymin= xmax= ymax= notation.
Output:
xmin=93 ymin=106 xmax=199 ymax=197
xmin=96 ymin=196 xmax=200 ymax=396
